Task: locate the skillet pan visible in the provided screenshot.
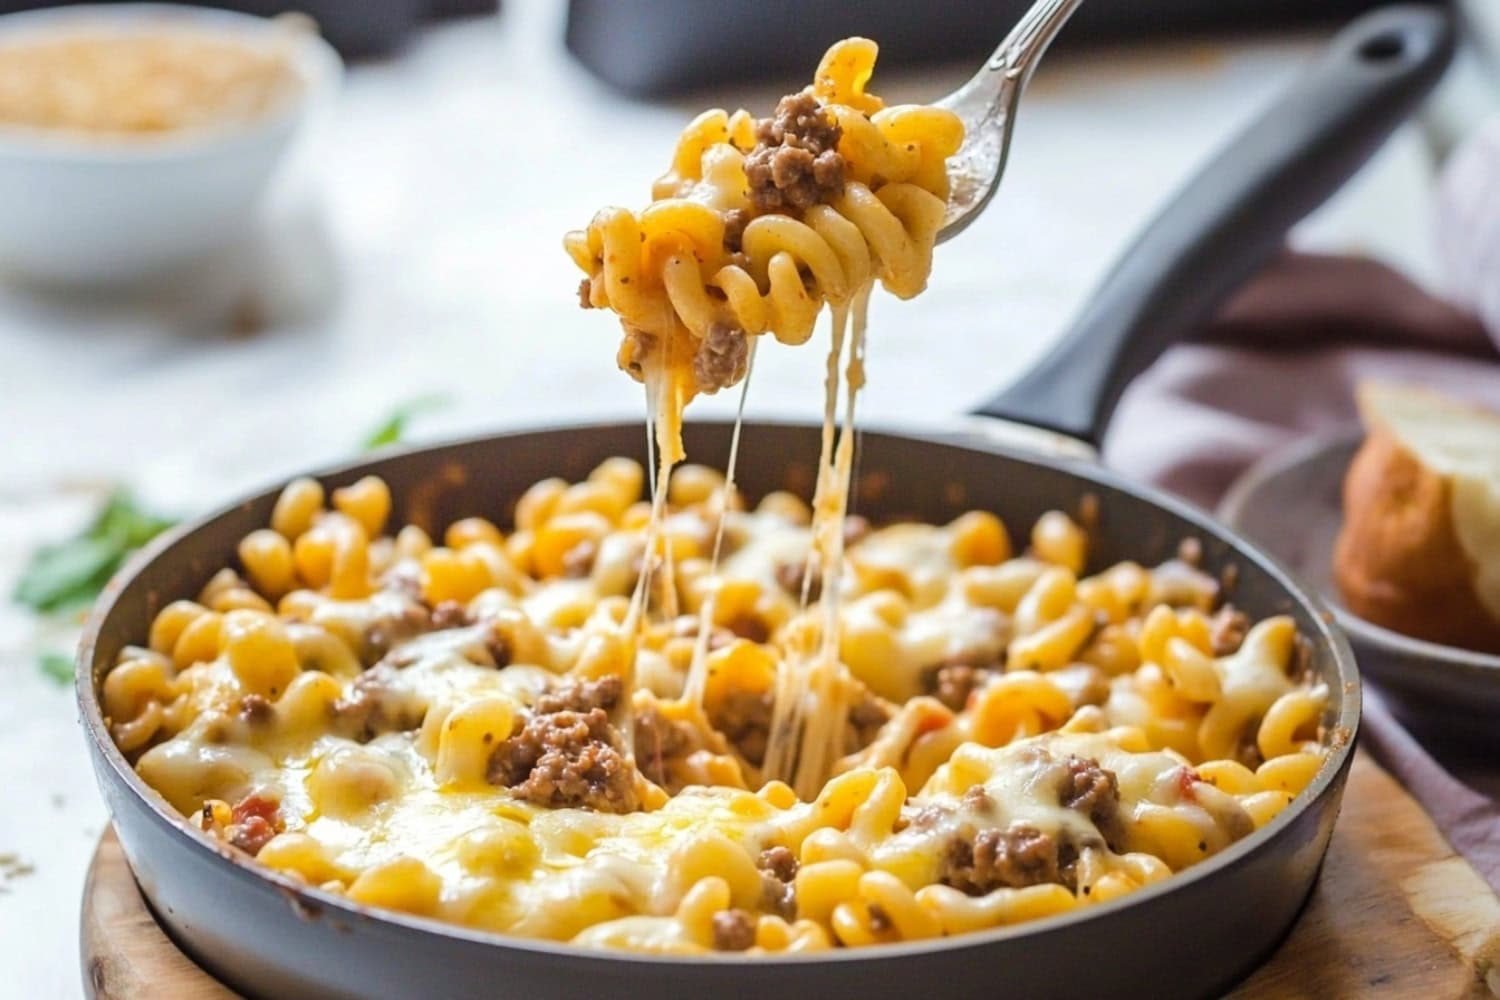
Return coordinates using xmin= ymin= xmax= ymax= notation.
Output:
xmin=78 ymin=7 xmax=1451 ymax=999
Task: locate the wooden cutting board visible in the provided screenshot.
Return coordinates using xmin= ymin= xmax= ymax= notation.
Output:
xmin=82 ymin=751 xmax=1500 ymax=1000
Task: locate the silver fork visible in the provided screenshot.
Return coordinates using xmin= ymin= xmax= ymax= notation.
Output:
xmin=936 ymin=0 xmax=1084 ymax=243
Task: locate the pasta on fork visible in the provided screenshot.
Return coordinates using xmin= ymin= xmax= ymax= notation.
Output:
xmin=565 ymin=37 xmax=961 ymax=463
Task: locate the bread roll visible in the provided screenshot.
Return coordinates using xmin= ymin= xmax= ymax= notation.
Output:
xmin=1333 ymin=382 xmax=1500 ymax=654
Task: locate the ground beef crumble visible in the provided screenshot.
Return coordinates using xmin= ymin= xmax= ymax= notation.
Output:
xmin=758 ymin=845 xmax=798 ymax=883
xmin=926 ymin=661 xmax=995 ymax=713
xmin=632 ymin=704 xmax=700 ymax=790
xmin=333 ymin=662 xmax=426 ymax=741
xmin=332 ymin=617 xmax=509 ymax=743
xmin=943 ymin=824 xmax=1060 ymax=895
xmin=1059 ymin=755 xmax=1122 ymax=843
xmin=723 ymin=614 xmax=771 ymax=644
xmin=709 ymin=688 xmax=773 ymax=765
xmin=938 ymin=751 xmax=1124 ymax=895
xmin=693 ymin=321 xmax=750 ymax=395
xmin=757 ymin=846 xmax=798 ymax=919
xmin=618 ymin=327 xmax=656 ymax=382
xmin=845 ymin=693 xmax=892 ymax=754
xmin=1210 ymin=605 xmax=1250 ymax=656
xmin=361 ymin=598 xmax=432 ymax=666
xmin=722 ymin=208 xmax=749 ymax=254
xmin=486 ymin=676 xmax=640 ymax=813
xmin=712 ymin=908 xmax=757 ymax=951
xmin=771 ymin=518 xmax=866 ymax=600
xmin=429 ymin=599 xmax=470 ymax=630
xmin=238 ymin=693 xmax=274 ymax=726
xmin=477 ymin=618 xmax=513 ymax=669
xmin=745 ymin=92 xmax=845 ymax=213
xmin=773 ymin=558 xmax=819 ymax=601
xmin=668 ymin=614 xmax=739 ymax=651
xmin=896 ymin=800 xmax=944 ymax=834
xmin=531 ymin=676 xmax=623 ymax=715
xmin=963 ymin=785 xmax=993 ymax=813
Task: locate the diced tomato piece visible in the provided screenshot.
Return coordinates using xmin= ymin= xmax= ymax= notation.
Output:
xmin=231 ymin=793 xmax=281 ymax=827
xmin=230 ymin=816 xmax=277 ymax=857
xmin=916 ymin=707 xmax=954 ymax=736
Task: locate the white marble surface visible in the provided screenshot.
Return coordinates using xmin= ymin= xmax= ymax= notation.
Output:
xmin=0 ymin=1 xmax=1482 ymax=995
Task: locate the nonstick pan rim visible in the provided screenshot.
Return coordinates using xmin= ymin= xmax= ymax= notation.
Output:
xmin=77 ymin=417 xmax=1361 ymax=968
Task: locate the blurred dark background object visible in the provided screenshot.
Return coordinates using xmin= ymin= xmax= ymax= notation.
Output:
xmin=0 ymin=0 xmax=499 ymax=57
xmin=566 ymin=0 xmax=1446 ymax=97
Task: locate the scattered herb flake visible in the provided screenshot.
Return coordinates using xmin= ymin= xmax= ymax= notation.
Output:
xmin=94 ymin=491 xmax=176 ymax=549
xmin=38 ymin=651 xmax=74 ymax=686
xmin=0 ymin=853 xmax=34 ymax=880
xmin=362 ymin=394 xmax=451 ymax=451
xmin=12 ymin=490 xmax=176 ymax=614
xmin=12 ymin=536 xmax=119 ymax=612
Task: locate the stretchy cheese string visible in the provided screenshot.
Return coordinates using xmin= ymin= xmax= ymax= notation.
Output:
xmin=644 ymin=396 xmax=657 ymax=502
xmin=683 ymin=338 xmax=758 ymax=710
xmin=619 ymin=356 xmax=678 ymax=752
xmin=762 ymin=307 xmax=848 ymax=789
xmin=800 ymin=288 xmax=869 ymax=796
xmin=762 ymin=288 xmax=870 ymax=797
xmin=799 ymin=310 xmax=846 ymax=612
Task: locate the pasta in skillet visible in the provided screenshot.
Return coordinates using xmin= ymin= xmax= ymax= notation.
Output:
xmin=109 ymin=466 xmax=1331 ymax=953
xmin=107 ymin=38 xmax=1333 ymax=956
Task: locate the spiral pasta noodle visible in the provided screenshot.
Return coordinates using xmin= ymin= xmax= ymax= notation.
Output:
xmin=564 ymin=37 xmax=962 ymax=464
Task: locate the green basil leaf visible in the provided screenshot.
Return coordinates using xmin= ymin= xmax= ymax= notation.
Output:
xmin=362 ymin=394 xmax=451 ymax=451
xmin=12 ymin=490 xmax=175 ymax=614
xmin=92 ymin=490 xmax=176 ymax=549
xmin=38 ymin=651 xmax=74 ymax=686
xmin=12 ymin=536 xmax=122 ymax=612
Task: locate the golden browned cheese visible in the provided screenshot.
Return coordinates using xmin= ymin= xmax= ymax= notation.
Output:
xmin=1334 ymin=427 xmax=1500 ymax=653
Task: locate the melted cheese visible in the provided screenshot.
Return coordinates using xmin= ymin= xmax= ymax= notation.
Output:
xmin=121 ymin=513 xmax=1326 ymax=952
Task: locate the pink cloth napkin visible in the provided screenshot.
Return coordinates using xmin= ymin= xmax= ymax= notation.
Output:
xmin=1102 ymin=123 xmax=1500 ymax=890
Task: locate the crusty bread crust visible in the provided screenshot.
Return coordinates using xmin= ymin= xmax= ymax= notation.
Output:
xmin=1334 ymin=427 xmax=1500 ymax=654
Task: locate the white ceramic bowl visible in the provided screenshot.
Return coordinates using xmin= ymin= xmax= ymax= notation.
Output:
xmin=0 ymin=4 xmax=341 ymax=288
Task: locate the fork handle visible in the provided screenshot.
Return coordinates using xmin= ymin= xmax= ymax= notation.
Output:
xmin=971 ymin=4 xmax=1455 ymax=447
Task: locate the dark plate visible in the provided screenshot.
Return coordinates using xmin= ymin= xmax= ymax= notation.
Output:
xmin=1220 ymin=431 xmax=1500 ymax=745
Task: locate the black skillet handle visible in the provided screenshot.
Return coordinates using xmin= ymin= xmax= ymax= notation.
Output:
xmin=971 ymin=4 xmax=1455 ymax=446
